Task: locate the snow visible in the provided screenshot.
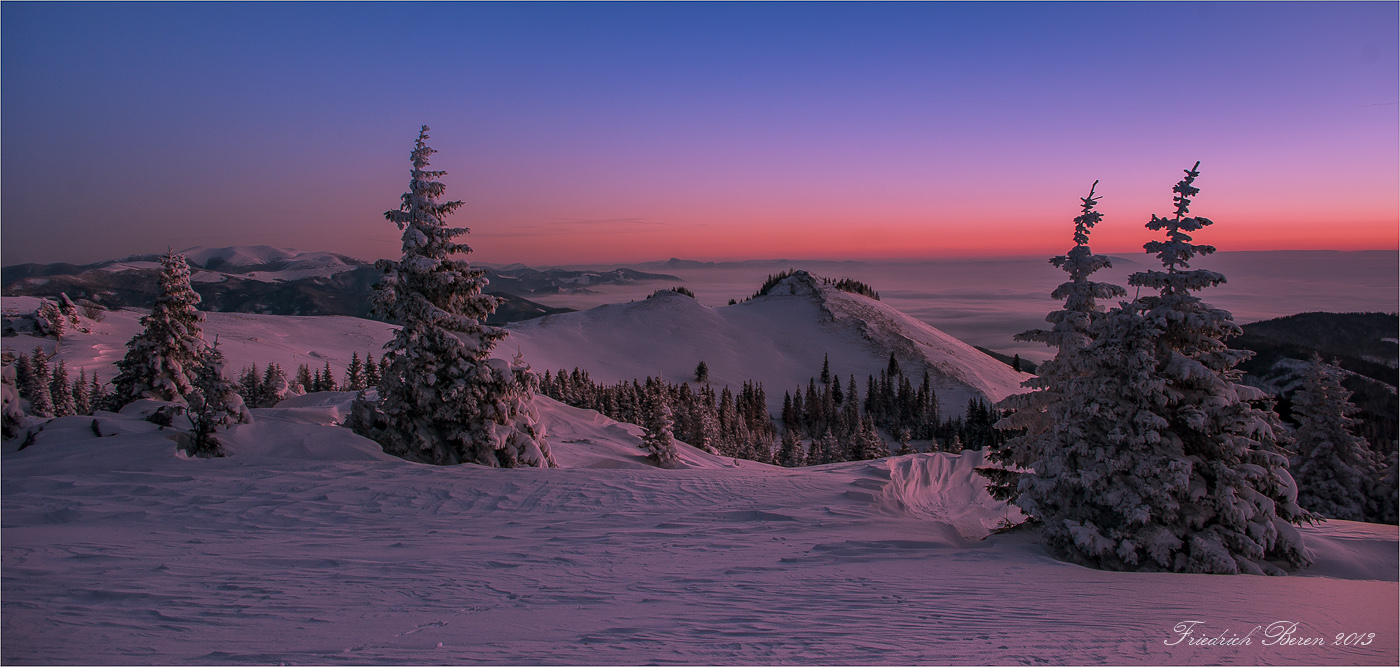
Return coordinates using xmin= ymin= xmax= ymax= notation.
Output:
xmin=3 ymin=282 xmax=1397 ymax=664
xmin=504 ymin=277 xmax=1029 ymax=415
xmin=3 ymin=396 xmax=1396 ymax=664
xmin=3 ymin=296 xmax=398 ymax=384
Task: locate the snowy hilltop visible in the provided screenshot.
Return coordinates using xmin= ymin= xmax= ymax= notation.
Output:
xmin=505 ymin=270 xmax=1029 ymax=416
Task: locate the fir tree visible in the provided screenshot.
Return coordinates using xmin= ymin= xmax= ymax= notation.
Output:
xmin=1290 ymin=355 xmax=1380 ymax=522
xmin=14 ymin=352 xmax=33 ymax=401
xmin=262 ymin=363 xmax=289 ymax=407
xmin=1012 ymin=165 xmax=1314 ymax=574
xmin=640 ymin=380 xmax=681 ymax=468
xmin=73 ymin=368 xmax=92 ymax=415
xmin=344 ymin=352 xmax=365 ymax=391
xmin=294 ymin=364 xmax=313 ymax=394
xmin=111 ymin=249 xmax=205 ymax=405
xmin=778 ymin=428 xmax=807 ymax=467
xmin=49 ymin=361 xmax=75 ymax=417
xmin=322 ymin=361 xmax=336 ymax=391
xmin=983 ymin=181 xmax=1125 ymax=501
xmin=26 ymin=347 xmax=53 ymax=418
xmin=351 ymin=126 xmax=553 ymax=467
xmin=364 ymin=352 xmax=381 ymax=386
xmin=895 ymin=428 xmax=914 ymax=456
xmin=695 ymin=360 xmax=709 ymax=383
xmin=89 ymin=372 xmax=105 ymax=412
xmin=186 ymin=339 xmax=251 ymax=457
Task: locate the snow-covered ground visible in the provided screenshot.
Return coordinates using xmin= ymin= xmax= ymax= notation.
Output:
xmin=3 ymin=396 xmax=1395 ymax=665
xmin=3 ymin=286 xmax=1397 ymax=665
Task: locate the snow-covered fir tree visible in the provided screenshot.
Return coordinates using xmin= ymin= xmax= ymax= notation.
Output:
xmin=344 ymin=352 xmax=365 ymax=391
xmin=895 ymin=428 xmax=915 ymax=456
xmin=1290 ymin=355 xmax=1380 ymax=522
xmin=1013 ymin=164 xmax=1314 ymax=574
xmin=35 ymin=300 xmax=66 ymax=339
xmin=25 ymin=347 xmax=53 ymax=418
xmin=111 ymin=249 xmax=206 ymax=405
xmin=640 ymin=379 xmax=681 ymax=468
xmin=351 ymin=126 xmax=553 ymax=467
xmin=186 ymin=339 xmax=252 ymax=457
xmin=73 ymin=368 xmax=92 ymax=415
xmin=984 ymin=182 xmax=1125 ymax=501
xmin=364 ymin=353 xmax=381 ymax=386
xmin=2 ymin=362 xmax=23 ymax=437
xmin=262 ymin=363 xmax=289 ymax=407
xmin=49 ymin=361 xmax=75 ymax=417
xmin=778 ymin=428 xmax=807 ymax=467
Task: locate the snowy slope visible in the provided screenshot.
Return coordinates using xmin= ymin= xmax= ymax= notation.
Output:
xmin=2 ymin=296 xmax=398 ymax=383
xmin=504 ymin=271 xmax=1031 ymax=413
xmin=3 ymin=401 xmax=1396 ymax=665
xmin=3 ymin=294 xmax=1397 ymax=664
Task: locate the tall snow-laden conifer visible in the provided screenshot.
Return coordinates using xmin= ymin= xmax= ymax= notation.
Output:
xmin=111 ymin=249 xmax=205 ymax=405
xmin=1016 ymin=164 xmax=1314 ymax=574
xmin=983 ymin=182 xmax=1124 ymax=501
xmin=352 ymin=126 xmax=553 ymax=467
xmin=1290 ymin=355 xmax=1380 ymax=522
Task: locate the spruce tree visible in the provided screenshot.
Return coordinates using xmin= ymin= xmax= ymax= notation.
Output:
xmin=26 ymin=347 xmax=53 ymax=418
xmin=983 ymin=181 xmax=1125 ymax=501
xmin=73 ymin=368 xmax=92 ymax=415
xmin=262 ymin=363 xmax=289 ymax=407
xmin=111 ymin=249 xmax=205 ymax=405
xmin=1290 ymin=355 xmax=1380 ymax=522
xmin=364 ymin=352 xmax=381 ymax=386
xmin=1014 ymin=165 xmax=1314 ymax=574
xmin=640 ymin=380 xmax=681 ymax=468
xmin=778 ymin=429 xmax=807 ymax=467
xmin=344 ymin=352 xmax=365 ymax=391
xmin=294 ymin=364 xmax=313 ymax=394
xmin=50 ymin=361 xmax=75 ymax=417
xmin=14 ymin=352 xmax=33 ymax=401
xmin=695 ymin=360 xmax=709 ymax=383
xmin=352 ymin=126 xmax=553 ymax=467
xmin=187 ymin=339 xmax=252 ymax=457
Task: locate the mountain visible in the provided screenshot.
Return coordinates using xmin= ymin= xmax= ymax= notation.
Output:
xmin=1232 ymin=312 xmax=1398 ymax=454
xmin=2 ymin=246 xmax=685 ymax=325
xmin=503 ymin=270 xmax=1031 ymax=414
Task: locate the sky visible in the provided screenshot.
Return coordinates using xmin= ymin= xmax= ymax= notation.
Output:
xmin=2 ymin=1 xmax=1396 ymax=267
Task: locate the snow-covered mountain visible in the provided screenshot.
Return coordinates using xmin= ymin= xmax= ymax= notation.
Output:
xmin=504 ymin=270 xmax=1030 ymax=413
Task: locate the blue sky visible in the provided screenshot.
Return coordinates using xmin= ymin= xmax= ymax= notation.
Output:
xmin=4 ymin=1 xmax=1396 ymax=265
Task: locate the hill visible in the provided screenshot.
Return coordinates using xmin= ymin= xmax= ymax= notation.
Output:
xmin=504 ymin=270 xmax=1030 ymax=414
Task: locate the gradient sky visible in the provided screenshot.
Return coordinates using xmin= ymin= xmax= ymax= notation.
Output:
xmin=3 ymin=1 xmax=1396 ymax=266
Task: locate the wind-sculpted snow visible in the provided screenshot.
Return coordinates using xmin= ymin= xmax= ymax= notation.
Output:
xmin=3 ymin=398 xmax=1397 ymax=665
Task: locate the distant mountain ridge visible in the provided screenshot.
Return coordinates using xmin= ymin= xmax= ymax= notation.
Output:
xmin=1 ymin=246 xmax=678 ymax=325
